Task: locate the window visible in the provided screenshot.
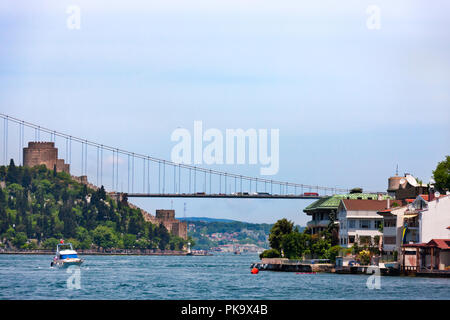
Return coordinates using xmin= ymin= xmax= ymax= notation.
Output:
xmin=348 ymin=220 xmax=356 ymax=229
xmin=349 ymin=236 xmax=355 ymax=244
xmin=384 ymin=219 xmax=396 ymax=228
xmin=384 ymin=236 xmax=396 ymax=245
xmin=374 ymin=220 xmax=382 ymax=229
xmin=360 ymin=220 xmax=370 ymax=229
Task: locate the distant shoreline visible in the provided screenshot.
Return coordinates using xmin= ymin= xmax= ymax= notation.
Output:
xmin=0 ymin=250 xmax=189 ymax=256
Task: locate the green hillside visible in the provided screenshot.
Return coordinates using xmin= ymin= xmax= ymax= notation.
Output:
xmin=0 ymin=160 xmax=190 ymax=251
xmin=185 ymin=218 xmax=304 ymax=250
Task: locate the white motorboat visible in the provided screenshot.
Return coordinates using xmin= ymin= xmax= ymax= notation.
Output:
xmin=50 ymin=242 xmax=84 ymax=268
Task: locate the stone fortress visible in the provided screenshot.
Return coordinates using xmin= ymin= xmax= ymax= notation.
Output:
xmin=23 ymin=142 xmax=70 ymax=173
xmin=152 ymin=210 xmax=187 ymax=240
xmin=22 ymin=141 xmax=187 ymax=240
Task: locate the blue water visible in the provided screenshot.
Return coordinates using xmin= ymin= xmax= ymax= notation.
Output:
xmin=0 ymin=254 xmax=449 ymax=300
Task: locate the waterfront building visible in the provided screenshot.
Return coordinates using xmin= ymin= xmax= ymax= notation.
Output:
xmin=401 ymin=239 xmax=450 ymax=272
xmin=377 ymin=205 xmax=409 ymax=255
xmin=338 ymin=199 xmax=401 ymax=248
xmin=378 ymin=194 xmax=450 ymax=265
xmin=304 ymin=193 xmax=392 ymax=235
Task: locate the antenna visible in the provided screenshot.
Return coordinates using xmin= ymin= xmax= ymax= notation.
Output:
xmin=183 ymin=202 xmax=187 ymax=219
xmin=171 ymin=200 xmax=173 ymax=210
xmin=395 ymin=164 xmax=398 ymax=176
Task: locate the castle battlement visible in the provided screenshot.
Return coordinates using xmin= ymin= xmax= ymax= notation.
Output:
xmin=23 ymin=141 xmax=70 ymax=174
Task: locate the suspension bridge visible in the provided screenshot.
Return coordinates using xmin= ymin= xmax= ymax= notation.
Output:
xmin=0 ymin=113 xmax=376 ymax=200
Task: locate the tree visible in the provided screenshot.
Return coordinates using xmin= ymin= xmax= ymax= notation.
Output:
xmin=268 ymin=218 xmax=294 ymax=253
xmin=12 ymin=232 xmax=27 ymax=248
xmin=326 ymin=245 xmax=342 ymax=262
xmin=123 ymin=234 xmax=137 ymax=249
xmin=350 ymin=187 xmax=363 ymax=194
xmin=281 ymin=231 xmax=310 ymax=259
xmin=6 ymin=159 xmax=19 ymax=184
xmin=75 ymin=226 xmax=92 ymax=249
xmin=259 ymin=248 xmax=281 ymax=259
xmin=311 ymin=237 xmax=330 ymax=259
xmin=157 ymin=223 xmax=170 ymax=250
xmin=92 ymin=225 xmax=118 ymax=249
xmin=42 ymin=237 xmax=60 ymax=249
xmin=433 ymin=156 xmax=450 ymax=192
xmin=21 ymin=168 xmax=32 ymax=189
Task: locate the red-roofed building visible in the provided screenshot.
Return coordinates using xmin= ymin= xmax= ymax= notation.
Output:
xmin=401 ymin=239 xmax=450 ymax=272
xmin=338 ymin=199 xmax=401 ymax=248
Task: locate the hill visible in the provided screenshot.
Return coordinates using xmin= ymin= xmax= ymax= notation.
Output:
xmin=0 ymin=160 xmax=190 ymax=251
xmin=178 ymin=217 xmax=239 ymax=223
xmin=184 ymin=217 xmax=305 ymax=251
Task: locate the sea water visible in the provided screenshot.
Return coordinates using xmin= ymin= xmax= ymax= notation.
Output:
xmin=0 ymin=253 xmax=448 ymax=300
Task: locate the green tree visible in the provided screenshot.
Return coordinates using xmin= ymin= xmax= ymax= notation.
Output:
xmin=433 ymin=155 xmax=450 ymax=192
xmin=123 ymin=234 xmax=137 ymax=249
xmin=259 ymin=248 xmax=281 ymax=259
xmin=156 ymin=223 xmax=170 ymax=250
xmin=350 ymin=187 xmax=363 ymax=194
xmin=281 ymin=231 xmax=310 ymax=259
xmin=12 ymin=232 xmax=27 ymax=248
xmin=326 ymin=245 xmax=342 ymax=262
xmin=6 ymin=159 xmax=19 ymax=184
xmin=268 ymin=218 xmax=294 ymax=253
xmin=42 ymin=237 xmax=60 ymax=249
xmin=92 ymin=225 xmax=118 ymax=249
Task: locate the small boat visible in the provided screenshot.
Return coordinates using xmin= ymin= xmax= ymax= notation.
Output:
xmin=50 ymin=242 xmax=84 ymax=268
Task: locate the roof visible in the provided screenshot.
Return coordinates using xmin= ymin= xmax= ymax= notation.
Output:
xmin=303 ymin=193 xmax=392 ymax=213
xmin=341 ymin=199 xmax=402 ymax=212
xmin=428 ymin=239 xmax=450 ymax=250
xmin=402 ymin=239 xmax=450 ymax=250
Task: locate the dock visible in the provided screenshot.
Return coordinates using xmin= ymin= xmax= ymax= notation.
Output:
xmin=251 ymin=258 xmax=334 ymax=272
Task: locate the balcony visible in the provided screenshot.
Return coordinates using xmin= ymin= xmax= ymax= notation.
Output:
xmin=307 ymin=219 xmax=330 ymax=228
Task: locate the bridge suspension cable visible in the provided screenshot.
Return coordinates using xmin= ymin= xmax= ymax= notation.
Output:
xmin=0 ymin=113 xmax=378 ymax=196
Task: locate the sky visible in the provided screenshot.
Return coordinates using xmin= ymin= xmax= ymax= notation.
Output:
xmin=0 ymin=1 xmax=449 ymax=225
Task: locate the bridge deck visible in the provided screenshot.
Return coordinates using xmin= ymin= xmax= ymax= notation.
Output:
xmin=120 ymin=193 xmax=323 ymax=199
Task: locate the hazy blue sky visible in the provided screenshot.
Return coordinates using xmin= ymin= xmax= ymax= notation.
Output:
xmin=1 ymin=1 xmax=449 ymax=225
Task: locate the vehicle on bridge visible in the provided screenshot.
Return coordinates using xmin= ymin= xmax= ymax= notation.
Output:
xmin=303 ymin=192 xmax=319 ymax=196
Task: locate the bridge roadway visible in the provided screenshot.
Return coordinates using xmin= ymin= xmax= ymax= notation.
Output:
xmin=118 ymin=193 xmax=324 ymax=199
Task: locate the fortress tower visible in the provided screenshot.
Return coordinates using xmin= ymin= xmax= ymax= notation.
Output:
xmin=23 ymin=142 xmax=70 ymax=174
xmin=154 ymin=209 xmax=187 ymax=240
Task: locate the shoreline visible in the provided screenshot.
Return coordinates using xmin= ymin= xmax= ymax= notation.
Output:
xmin=0 ymin=250 xmax=190 ymax=256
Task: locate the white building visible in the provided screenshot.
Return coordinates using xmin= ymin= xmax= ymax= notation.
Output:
xmin=377 ymin=205 xmax=408 ymax=254
xmin=416 ymin=194 xmax=450 ymax=243
xmin=377 ymin=194 xmax=450 ymax=259
xmin=338 ymin=199 xmax=400 ymax=248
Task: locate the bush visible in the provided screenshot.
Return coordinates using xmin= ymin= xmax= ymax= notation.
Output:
xmin=259 ymin=248 xmax=281 ymax=259
xmin=42 ymin=238 xmax=60 ymax=249
xmin=326 ymin=245 xmax=342 ymax=262
xmin=358 ymin=250 xmax=371 ymax=265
